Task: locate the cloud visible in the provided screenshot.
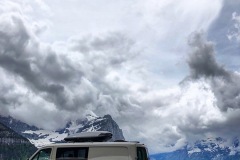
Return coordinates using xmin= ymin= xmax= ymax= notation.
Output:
xmin=187 ymin=32 xmax=229 ymax=78
xmin=187 ymin=32 xmax=240 ymax=112
xmin=121 ymin=32 xmax=240 ymax=153
xmin=0 ymin=13 xmax=85 ymax=112
xmin=0 ymin=0 xmax=145 ymax=128
xmin=228 ymin=12 xmax=240 ymax=42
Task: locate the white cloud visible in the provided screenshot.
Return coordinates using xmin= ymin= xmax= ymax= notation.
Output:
xmin=34 ymin=0 xmax=223 ymax=86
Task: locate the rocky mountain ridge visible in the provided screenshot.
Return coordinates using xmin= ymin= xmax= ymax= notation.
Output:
xmin=0 ymin=114 xmax=124 ymax=148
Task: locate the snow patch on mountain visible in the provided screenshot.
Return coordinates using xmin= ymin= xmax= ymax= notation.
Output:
xmin=188 ymin=147 xmax=201 ymax=155
xmin=23 ymin=130 xmax=67 ymax=148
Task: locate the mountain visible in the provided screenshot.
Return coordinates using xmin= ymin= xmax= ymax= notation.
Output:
xmin=150 ymin=137 xmax=240 ymax=160
xmin=0 ymin=122 xmax=37 ymax=160
xmin=58 ymin=114 xmax=124 ymax=141
xmin=0 ymin=113 xmax=125 ymax=148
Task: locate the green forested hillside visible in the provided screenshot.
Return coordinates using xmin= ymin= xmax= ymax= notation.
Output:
xmin=0 ymin=122 xmax=37 ymax=160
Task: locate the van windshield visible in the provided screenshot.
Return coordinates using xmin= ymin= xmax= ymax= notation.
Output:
xmin=137 ymin=147 xmax=148 ymax=160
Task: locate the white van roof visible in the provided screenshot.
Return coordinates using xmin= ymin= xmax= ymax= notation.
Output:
xmin=42 ymin=141 xmax=145 ymax=148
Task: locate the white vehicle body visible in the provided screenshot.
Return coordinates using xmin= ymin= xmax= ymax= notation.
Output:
xmin=28 ymin=142 xmax=149 ymax=160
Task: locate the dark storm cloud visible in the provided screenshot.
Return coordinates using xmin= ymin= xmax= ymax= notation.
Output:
xmin=0 ymin=14 xmax=82 ymax=111
xmin=187 ymin=32 xmax=240 ymax=111
xmin=187 ymin=32 xmax=229 ymax=78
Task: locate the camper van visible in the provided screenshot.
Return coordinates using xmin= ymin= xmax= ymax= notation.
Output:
xmin=28 ymin=131 xmax=149 ymax=160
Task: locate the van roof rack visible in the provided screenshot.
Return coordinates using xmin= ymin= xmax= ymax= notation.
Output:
xmin=64 ymin=131 xmax=112 ymax=142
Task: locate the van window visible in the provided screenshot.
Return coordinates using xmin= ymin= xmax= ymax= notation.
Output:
xmin=137 ymin=147 xmax=148 ymax=160
xmin=32 ymin=148 xmax=52 ymax=160
xmin=88 ymin=147 xmax=129 ymax=160
xmin=56 ymin=147 xmax=88 ymax=160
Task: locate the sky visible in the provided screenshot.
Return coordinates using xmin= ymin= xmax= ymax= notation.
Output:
xmin=0 ymin=0 xmax=240 ymax=153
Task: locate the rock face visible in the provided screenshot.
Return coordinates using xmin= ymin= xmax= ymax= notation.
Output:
xmin=0 ymin=116 xmax=39 ymax=133
xmin=61 ymin=114 xmax=125 ymax=141
xmin=150 ymin=137 xmax=240 ymax=160
xmin=0 ymin=114 xmax=125 ymax=148
xmin=0 ymin=122 xmax=37 ymax=160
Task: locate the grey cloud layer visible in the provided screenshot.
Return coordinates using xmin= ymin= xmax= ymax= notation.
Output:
xmin=0 ymin=10 xmax=140 ymax=119
xmin=187 ymin=32 xmax=240 ymax=112
xmin=0 ymin=14 xmax=84 ymax=111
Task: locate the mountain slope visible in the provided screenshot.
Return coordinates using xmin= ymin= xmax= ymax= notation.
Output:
xmin=0 ymin=114 xmax=125 ymax=148
xmin=0 ymin=122 xmax=37 ymax=160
